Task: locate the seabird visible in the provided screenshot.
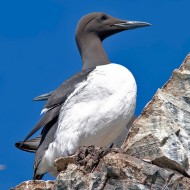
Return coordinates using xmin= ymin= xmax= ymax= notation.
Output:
xmin=16 ymin=12 xmax=150 ymax=179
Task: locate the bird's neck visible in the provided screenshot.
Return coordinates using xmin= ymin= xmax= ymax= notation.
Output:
xmin=76 ymin=34 xmax=110 ymax=70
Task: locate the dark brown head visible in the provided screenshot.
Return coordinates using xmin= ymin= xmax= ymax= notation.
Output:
xmin=75 ymin=12 xmax=151 ymax=41
xmin=75 ymin=12 xmax=151 ymax=70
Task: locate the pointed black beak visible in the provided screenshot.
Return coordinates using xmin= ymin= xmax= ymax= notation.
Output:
xmin=100 ymin=18 xmax=151 ymax=40
xmin=114 ymin=20 xmax=151 ymax=30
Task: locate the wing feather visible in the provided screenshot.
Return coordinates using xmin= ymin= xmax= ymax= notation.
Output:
xmin=19 ymin=68 xmax=95 ymax=149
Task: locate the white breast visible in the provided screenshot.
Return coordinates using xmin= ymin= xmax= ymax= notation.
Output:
xmin=41 ymin=63 xmax=137 ymax=175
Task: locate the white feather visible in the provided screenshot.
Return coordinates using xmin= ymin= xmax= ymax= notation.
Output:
xmin=40 ymin=108 xmax=49 ymax=115
xmin=37 ymin=63 xmax=137 ymax=176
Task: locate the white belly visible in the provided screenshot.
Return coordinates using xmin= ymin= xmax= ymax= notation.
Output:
xmin=40 ymin=63 xmax=136 ymax=175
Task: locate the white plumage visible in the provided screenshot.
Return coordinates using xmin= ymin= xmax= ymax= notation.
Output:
xmin=37 ymin=63 xmax=136 ymax=176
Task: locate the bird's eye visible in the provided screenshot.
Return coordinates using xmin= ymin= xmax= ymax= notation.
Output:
xmin=99 ymin=15 xmax=107 ymax=21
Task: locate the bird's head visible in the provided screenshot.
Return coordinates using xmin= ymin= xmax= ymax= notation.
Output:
xmin=75 ymin=12 xmax=151 ymax=41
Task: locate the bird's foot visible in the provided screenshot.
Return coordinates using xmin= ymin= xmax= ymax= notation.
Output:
xmin=54 ymin=144 xmax=118 ymax=174
xmin=76 ymin=144 xmax=116 ymax=174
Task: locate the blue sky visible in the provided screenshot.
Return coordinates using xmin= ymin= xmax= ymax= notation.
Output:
xmin=0 ymin=0 xmax=189 ymax=189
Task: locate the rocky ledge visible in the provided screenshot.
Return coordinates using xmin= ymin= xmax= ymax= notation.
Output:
xmin=12 ymin=53 xmax=190 ymax=190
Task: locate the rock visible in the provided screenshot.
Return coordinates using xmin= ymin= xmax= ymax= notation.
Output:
xmin=54 ymin=164 xmax=108 ymax=190
xmin=101 ymin=153 xmax=190 ymax=190
xmin=12 ymin=153 xmax=190 ymax=189
xmin=122 ymin=53 xmax=190 ymax=177
xmin=12 ymin=53 xmax=190 ymax=189
xmin=11 ymin=180 xmax=54 ymax=190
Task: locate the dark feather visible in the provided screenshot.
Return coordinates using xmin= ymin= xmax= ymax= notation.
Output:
xmin=20 ymin=105 xmax=61 ymax=147
xmin=15 ymin=136 xmax=41 ymax=153
xmin=33 ymin=91 xmax=53 ymax=101
xmin=34 ymin=118 xmax=58 ymax=179
xmin=19 ymin=69 xmax=94 ymax=150
xmin=33 ymin=174 xmax=44 ymax=180
xmin=44 ymin=68 xmax=94 ymax=110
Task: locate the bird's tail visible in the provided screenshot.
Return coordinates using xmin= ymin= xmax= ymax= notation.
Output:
xmin=33 ymin=91 xmax=52 ymax=101
xmin=15 ymin=136 xmax=41 ymax=153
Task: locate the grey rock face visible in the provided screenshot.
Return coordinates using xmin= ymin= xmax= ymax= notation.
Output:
xmin=123 ymin=53 xmax=190 ymax=176
xmin=12 ymin=53 xmax=190 ymax=189
xmin=53 ymin=153 xmax=190 ymax=190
